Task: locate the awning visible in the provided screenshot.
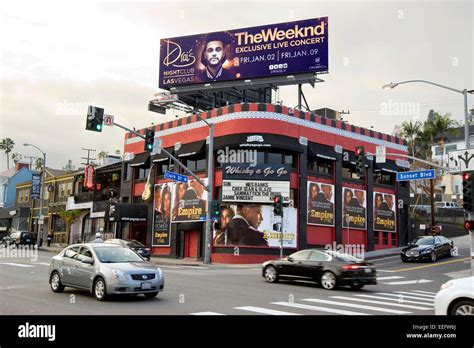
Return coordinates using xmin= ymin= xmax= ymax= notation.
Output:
xmin=214 ymin=133 xmax=304 ymax=153
xmin=374 ymin=160 xmax=399 ymax=174
xmin=108 ymin=203 xmax=148 ymax=222
xmin=175 ymin=140 xmax=206 ymax=158
xmin=151 ymin=148 xmax=173 ymax=163
xmin=308 ymin=143 xmax=338 ymax=161
xmin=130 ymin=152 xmax=150 ymax=168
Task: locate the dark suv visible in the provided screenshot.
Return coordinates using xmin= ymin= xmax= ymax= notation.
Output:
xmin=2 ymin=231 xmax=36 ymax=248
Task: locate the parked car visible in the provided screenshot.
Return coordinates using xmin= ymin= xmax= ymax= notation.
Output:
xmin=400 ymin=235 xmax=454 ymax=262
xmin=435 ymin=276 xmax=474 ymax=315
xmin=104 ymin=239 xmax=151 ymax=260
xmin=262 ymin=249 xmax=377 ymax=290
xmin=48 ymin=243 xmax=164 ymax=301
xmin=434 ymin=201 xmax=460 ymax=209
xmin=2 ymin=231 xmax=35 ymax=248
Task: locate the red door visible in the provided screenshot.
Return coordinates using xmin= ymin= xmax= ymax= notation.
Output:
xmin=184 ymin=230 xmax=199 ymax=258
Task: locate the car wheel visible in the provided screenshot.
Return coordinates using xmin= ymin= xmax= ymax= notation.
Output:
xmin=449 ymin=247 xmax=455 ymax=257
xmin=350 ymin=282 xmax=365 ymax=290
xmin=401 ymin=257 xmax=408 ymax=262
xmin=264 ymin=266 xmax=279 ymax=283
xmin=93 ymin=277 xmax=107 ymax=301
xmin=431 ymin=251 xmax=437 ymax=263
xmin=144 ymin=292 xmax=158 ymax=298
xmin=50 ymin=272 xmax=65 ymax=293
xmin=321 ymin=271 xmax=337 ymax=290
xmin=450 ymin=300 xmax=474 ymax=315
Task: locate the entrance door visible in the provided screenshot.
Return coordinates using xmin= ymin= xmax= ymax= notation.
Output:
xmin=184 ymin=230 xmax=199 ymax=258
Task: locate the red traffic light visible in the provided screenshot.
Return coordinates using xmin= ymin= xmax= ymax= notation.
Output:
xmin=464 ymin=221 xmax=474 ymax=230
xmin=463 ymin=172 xmax=471 ymax=181
xmin=355 ymin=146 xmax=364 ymax=156
xmin=273 ymin=196 xmax=281 ymax=204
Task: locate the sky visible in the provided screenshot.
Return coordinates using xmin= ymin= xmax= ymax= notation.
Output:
xmin=0 ymin=0 xmax=472 ymax=172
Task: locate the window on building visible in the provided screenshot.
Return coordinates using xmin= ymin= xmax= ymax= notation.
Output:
xmin=434 ymin=146 xmax=443 ymax=156
xmin=185 ymin=156 xmax=207 ymax=172
xmin=123 ymin=163 xmax=132 ymax=182
xmin=374 ymin=232 xmax=379 ymax=245
xmin=342 ymin=162 xmax=362 ymax=180
xmin=67 ymin=182 xmax=72 ymax=195
xmin=52 ymin=215 xmax=66 ymax=232
xmin=382 ymin=232 xmax=389 ymax=245
xmin=391 ymin=233 xmax=397 ymax=246
xmin=374 ymin=171 xmax=395 ymax=186
xmin=445 ymin=144 xmax=457 ymax=154
xmin=134 ymin=167 xmax=150 ymax=180
xmin=267 ymin=152 xmax=283 ymax=164
xmin=307 ymin=158 xmax=334 ymax=176
xmin=156 ymin=163 xmax=170 ymax=177
xmin=24 ymin=190 xmax=29 ymax=202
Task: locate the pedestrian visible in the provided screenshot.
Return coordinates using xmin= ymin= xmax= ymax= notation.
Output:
xmin=92 ymin=232 xmax=104 ymax=243
xmin=47 ymin=231 xmax=52 ymax=247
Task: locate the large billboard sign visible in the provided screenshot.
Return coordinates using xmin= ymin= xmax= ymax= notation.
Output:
xmin=307 ymin=181 xmax=334 ymax=227
xmin=171 ymin=178 xmax=208 ymax=223
xmin=152 ymin=183 xmax=172 ymax=247
xmin=159 ymin=17 xmax=328 ymax=89
xmin=342 ymin=187 xmax=367 ymax=230
xmin=373 ymin=192 xmax=396 ymax=232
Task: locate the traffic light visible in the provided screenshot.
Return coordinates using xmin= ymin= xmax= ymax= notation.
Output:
xmin=355 ymin=146 xmax=365 ymax=177
xmin=86 ymin=106 xmax=104 ymax=132
xmin=211 ymin=201 xmax=221 ymax=220
xmin=464 ymin=220 xmax=474 ymax=230
xmin=273 ymin=195 xmax=283 ymax=217
xmin=144 ymin=128 xmax=155 ymax=152
xmin=462 ymin=171 xmax=474 ymax=211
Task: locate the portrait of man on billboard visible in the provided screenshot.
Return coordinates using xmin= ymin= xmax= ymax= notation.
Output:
xmin=197 ymin=32 xmax=235 ymax=82
xmin=226 ymin=204 xmax=268 ymax=247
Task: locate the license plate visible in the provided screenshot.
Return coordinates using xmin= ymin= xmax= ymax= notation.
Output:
xmin=141 ymin=282 xmax=152 ymax=290
xmin=364 ymin=268 xmax=371 ymax=273
xmin=26 ymin=239 xmax=30 ymax=242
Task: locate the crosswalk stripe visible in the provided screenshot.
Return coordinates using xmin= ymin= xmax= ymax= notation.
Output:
xmin=377 ymin=276 xmax=404 ymax=280
xmin=190 ymin=312 xmax=225 ymax=315
xmin=35 ymin=262 xmax=50 ymax=266
xmin=330 ymin=296 xmax=433 ymax=311
xmin=355 ymin=294 xmax=434 ymax=306
xmin=1 ymin=263 xmax=35 ymax=268
xmin=302 ymin=298 xmax=411 ymax=314
xmin=375 ymin=293 xmax=434 ymax=302
xmin=394 ymin=291 xmax=436 ymax=298
xmin=272 ymin=301 xmax=371 ymax=315
xmin=411 ymin=290 xmax=438 ymax=295
xmin=235 ymin=306 xmax=301 ymax=315
xmin=382 ymin=279 xmax=433 ymax=285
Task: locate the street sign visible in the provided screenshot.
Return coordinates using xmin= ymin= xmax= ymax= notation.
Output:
xmin=164 ymin=171 xmax=188 ymax=183
xmin=376 ymin=145 xmax=386 ymax=163
xmin=448 ymin=149 xmax=474 ymax=173
xmin=396 ymin=169 xmax=436 ymax=181
xmin=151 ymin=138 xmax=162 ymax=155
xmin=104 ymin=114 xmax=114 ymax=126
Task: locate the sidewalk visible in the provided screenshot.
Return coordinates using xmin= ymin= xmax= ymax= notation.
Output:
xmin=38 ymin=245 xmax=64 ymax=254
xmin=363 ymin=247 xmax=403 ymax=260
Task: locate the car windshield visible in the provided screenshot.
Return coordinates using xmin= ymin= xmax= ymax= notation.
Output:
xmin=412 ymin=237 xmax=434 ymax=245
xmin=93 ymin=247 xmax=144 ymax=263
xmin=127 ymin=240 xmax=145 ymax=248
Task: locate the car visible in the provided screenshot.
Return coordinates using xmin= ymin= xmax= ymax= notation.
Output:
xmin=104 ymin=239 xmax=151 ymax=260
xmin=401 ymin=235 xmax=454 ymax=262
xmin=435 ymin=276 xmax=474 ymax=315
xmin=434 ymin=201 xmax=460 ymax=209
xmin=2 ymin=231 xmax=35 ymax=248
xmin=48 ymin=243 xmax=164 ymax=301
xmin=262 ymin=249 xmax=377 ymax=290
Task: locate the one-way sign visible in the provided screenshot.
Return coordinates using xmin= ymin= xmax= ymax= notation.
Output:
xmin=448 ymin=149 xmax=474 ymax=173
xmin=164 ymin=171 xmax=188 ymax=183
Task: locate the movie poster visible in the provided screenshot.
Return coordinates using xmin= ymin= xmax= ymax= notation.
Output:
xmin=373 ymin=192 xmax=396 ymax=232
xmin=212 ymin=204 xmax=297 ymax=248
xmin=307 ymin=181 xmax=334 ymax=226
xmin=342 ymin=187 xmax=367 ymax=230
xmin=152 ymin=183 xmax=172 ymax=247
xmin=171 ymin=178 xmax=208 ymax=223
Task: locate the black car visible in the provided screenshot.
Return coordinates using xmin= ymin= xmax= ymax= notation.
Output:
xmin=262 ymin=249 xmax=377 ymax=290
xmin=401 ymin=235 xmax=454 ymax=262
xmin=104 ymin=239 xmax=151 ymax=260
xmin=2 ymin=231 xmax=36 ymax=248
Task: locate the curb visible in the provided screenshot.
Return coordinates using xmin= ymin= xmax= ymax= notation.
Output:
xmin=364 ymin=250 xmax=402 ymax=261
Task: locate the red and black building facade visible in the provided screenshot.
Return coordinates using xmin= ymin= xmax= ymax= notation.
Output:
xmin=122 ymin=103 xmax=410 ymax=263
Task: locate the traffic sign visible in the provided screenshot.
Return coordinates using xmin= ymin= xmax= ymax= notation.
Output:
xmin=448 ymin=149 xmax=474 ymax=173
xmin=164 ymin=171 xmax=188 ymax=183
xmin=396 ymin=169 xmax=436 ymax=181
xmin=376 ymin=145 xmax=386 ymax=163
xmin=104 ymin=114 xmax=114 ymax=126
xmin=151 ymin=138 xmax=162 ymax=155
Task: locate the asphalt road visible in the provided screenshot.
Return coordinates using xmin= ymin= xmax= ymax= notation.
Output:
xmin=0 ymin=241 xmax=471 ymax=316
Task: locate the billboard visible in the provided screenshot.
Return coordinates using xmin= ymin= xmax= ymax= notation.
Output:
xmin=342 ymin=187 xmax=367 ymax=230
xmin=374 ymin=192 xmax=397 ymax=232
xmin=171 ymin=178 xmax=208 ymax=223
xmin=152 ymin=183 xmax=172 ymax=247
xmin=31 ymin=174 xmax=41 ymax=200
xmin=222 ymin=180 xmax=290 ymax=204
xmin=213 ymin=204 xmax=297 ymax=248
xmin=159 ymin=17 xmax=328 ymax=89
xmin=307 ymin=181 xmax=334 ymax=226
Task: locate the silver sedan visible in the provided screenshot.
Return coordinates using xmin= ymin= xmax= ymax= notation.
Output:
xmin=48 ymin=243 xmax=164 ymax=301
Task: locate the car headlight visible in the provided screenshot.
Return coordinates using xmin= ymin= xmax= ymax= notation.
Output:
xmin=111 ymin=269 xmax=127 ymax=280
xmin=420 ymin=249 xmax=431 ymax=254
xmin=156 ymin=268 xmax=162 ymax=279
xmin=441 ymin=281 xmax=453 ymax=290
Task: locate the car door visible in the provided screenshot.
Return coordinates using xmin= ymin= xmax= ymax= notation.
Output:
xmin=439 ymin=236 xmax=451 ymax=256
xmin=434 ymin=237 xmax=444 ymax=257
xmin=74 ymin=246 xmax=96 ymax=289
xmin=281 ymin=250 xmax=312 ymax=278
xmin=302 ymin=251 xmax=329 ymax=279
xmin=59 ymin=246 xmax=80 ymax=285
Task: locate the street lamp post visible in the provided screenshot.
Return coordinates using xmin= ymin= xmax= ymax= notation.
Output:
xmin=24 ymin=143 xmax=46 ymax=248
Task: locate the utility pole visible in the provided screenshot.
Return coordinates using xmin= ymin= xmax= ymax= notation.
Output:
xmin=81 ymin=148 xmax=96 ymax=165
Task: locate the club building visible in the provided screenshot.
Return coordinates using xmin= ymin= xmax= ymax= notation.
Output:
xmin=122 ymin=103 xmax=410 ymax=263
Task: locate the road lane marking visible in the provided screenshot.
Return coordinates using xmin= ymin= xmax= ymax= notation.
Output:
xmin=382 ymin=279 xmax=433 ymax=285
xmin=330 ymin=296 xmax=433 ymax=311
xmin=35 ymin=262 xmax=51 ymax=266
xmin=191 ymin=312 xmax=225 ymax=315
xmin=377 ymin=276 xmax=404 ymax=280
xmin=374 ymin=293 xmax=434 ymax=302
xmin=377 ymin=270 xmax=395 ymax=273
xmin=394 ymin=291 xmax=436 ymax=298
xmin=235 ymin=306 xmax=301 ymax=315
xmin=273 ymin=301 xmax=371 ymax=315
xmin=391 ymin=257 xmax=470 ymax=272
xmin=302 ymin=298 xmax=411 ymax=314
xmin=411 ymin=290 xmax=438 ymax=295
xmin=355 ymin=294 xmax=434 ymax=306
xmin=1 ymin=263 xmax=35 ymax=268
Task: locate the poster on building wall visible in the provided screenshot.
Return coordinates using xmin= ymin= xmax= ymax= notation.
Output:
xmin=342 ymin=187 xmax=367 ymax=230
xmin=152 ymin=183 xmax=172 ymax=247
xmin=307 ymin=181 xmax=334 ymax=226
xmin=222 ymin=180 xmax=290 ymax=203
xmin=171 ymin=178 xmax=208 ymax=223
xmin=373 ymin=192 xmax=396 ymax=232
xmin=212 ymin=204 xmax=297 ymax=248
xmin=31 ymin=174 xmax=41 ymax=200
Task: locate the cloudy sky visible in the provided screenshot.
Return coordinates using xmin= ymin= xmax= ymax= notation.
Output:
xmin=0 ymin=0 xmax=472 ymax=171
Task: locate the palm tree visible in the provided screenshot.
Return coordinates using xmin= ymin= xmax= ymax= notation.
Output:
xmin=397 ymin=120 xmax=421 ymax=157
xmin=35 ymin=158 xmax=44 ymax=170
xmin=97 ymin=150 xmax=109 ymax=165
xmin=59 ymin=209 xmax=81 ymax=245
xmin=0 ymin=138 xmax=15 ymax=169
xmin=11 ymin=152 xmax=23 ymax=165
xmin=428 ymin=112 xmax=459 ymax=167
